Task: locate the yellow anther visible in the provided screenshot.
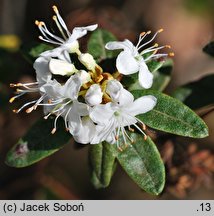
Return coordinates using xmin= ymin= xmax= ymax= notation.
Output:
xmin=169 ymin=52 xmax=175 ymax=57
xmin=147 ymin=30 xmax=151 ymax=34
xmin=165 ymin=45 xmax=171 ymax=49
xmin=51 ymin=128 xmax=57 ymax=134
xmin=9 ymin=97 xmax=15 ymax=103
xmin=35 ymin=20 xmax=40 ymax=26
xmin=48 ymin=99 xmax=52 ymax=104
xmin=13 ymin=109 xmax=18 ymax=113
xmin=154 ymin=43 xmax=159 ymax=47
xmin=129 ymin=127 xmax=135 ymax=132
xmin=95 ymin=74 xmax=104 ymax=83
xmin=52 ymin=15 xmax=57 ymax=21
xmin=26 ymin=107 xmax=34 ymax=113
xmin=142 ymin=124 xmax=146 ymax=131
xmin=52 ymin=5 xmax=59 ymax=13
xmin=140 ymin=32 xmax=146 ymax=36
xmin=115 ymin=136 xmax=119 ymax=141
xmin=144 ymin=135 xmax=148 ymax=140
xmin=158 ymin=28 xmax=164 ymax=33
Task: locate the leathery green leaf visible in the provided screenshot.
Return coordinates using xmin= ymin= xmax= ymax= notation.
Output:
xmin=5 ymin=118 xmax=71 ymax=167
xmin=107 ymin=133 xmax=165 ymax=195
xmin=89 ymin=143 xmax=116 ymax=189
xmin=132 ymin=90 xmax=209 ymax=138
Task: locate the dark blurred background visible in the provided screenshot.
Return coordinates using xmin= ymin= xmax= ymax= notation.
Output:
xmin=0 ymin=0 xmax=214 ymax=199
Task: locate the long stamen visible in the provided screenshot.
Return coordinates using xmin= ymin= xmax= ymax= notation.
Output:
xmin=53 ymin=5 xmax=71 ymax=37
xmin=64 ymin=106 xmax=72 ymax=130
xmin=10 ymin=82 xmax=38 ymax=87
xmin=14 ymin=100 xmax=37 ymax=113
xmin=9 ymin=92 xmax=26 ymax=103
xmin=136 ymin=31 xmax=151 ymax=48
xmin=38 ymin=36 xmax=61 ymax=45
xmin=137 ymin=28 xmax=163 ymax=50
xmin=36 ymin=21 xmax=64 ymax=44
xmin=51 ymin=109 xmax=65 ymax=134
xmin=133 ymin=123 xmax=147 ymax=140
xmin=52 ymin=15 xmax=67 ymax=40
xmin=142 ymin=44 xmax=169 ymax=55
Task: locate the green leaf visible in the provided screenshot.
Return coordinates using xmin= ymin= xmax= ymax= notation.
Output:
xmin=5 ymin=118 xmax=71 ymax=167
xmin=21 ymin=42 xmax=54 ymax=63
xmin=203 ymin=41 xmax=214 ymax=57
xmin=107 ymin=133 xmax=165 ymax=195
xmin=87 ymin=29 xmax=118 ymax=62
xmin=89 ymin=143 xmax=116 ymax=189
xmin=132 ymin=90 xmax=209 ymax=138
xmin=150 ymin=59 xmax=173 ymax=91
xmin=171 ymin=74 xmax=214 ymax=110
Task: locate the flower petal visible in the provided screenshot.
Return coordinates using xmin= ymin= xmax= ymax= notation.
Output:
xmin=40 ymin=79 xmax=61 ymax=98
xmin=116 ymin=51 xmax=139 ymax=75
xmin=138 ymin=61 xmax=153 ymax=89
xmin=127 ymin=95 xmax=157 ymax=116
xmin=60 ymin=75 xmax=81 ymax=99
xmin=85 ymin=84 xmax=103 ymax=106
xmin=72 ymin=117 xmax=97 ymax=144
xmin=118 ymin=88 xmax=134 ymax=106
xmin=49 ymin=59 xmax=77 ymax=76
xmin=89 ymin=103 xmax=114 ymax=125
xmin=71 ymin=24 xmax=98 ymax=41
xmin=106 ymin=80 xmax=123 ymax=102
xmin=33 ymin=56 xmax=51 ymax=85
xmin=105 ymin=39 xmax=134 ymax=52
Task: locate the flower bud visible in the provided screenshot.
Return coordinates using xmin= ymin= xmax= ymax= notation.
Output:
xmin=78 ymin=53 xmax=97 ymax=71
xmin=76 ymin=70 xmax=91 ymax=84
xmin=49 ymin=58 xmax=78 ymax=76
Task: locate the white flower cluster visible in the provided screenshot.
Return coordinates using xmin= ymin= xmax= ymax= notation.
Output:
xmin=10 ymin=6 xmax=173 ymax=149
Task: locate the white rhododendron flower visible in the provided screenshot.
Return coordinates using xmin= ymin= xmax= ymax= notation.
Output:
xmin=90 ymin=80 xmax=157 ymax=148
xmin=10 ymin=5 xmax=169 ymax=149
xmin=105 ymin=30 xmax=174 ymax=89
xmin=35 ymin=5 xmax=97 ymax=61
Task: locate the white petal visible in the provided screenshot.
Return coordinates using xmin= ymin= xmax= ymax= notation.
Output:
xmin=71 ymin=24 xmax=98 ymax=41
xmin=40 ymin=79 xmax=61 ymax=98
xmin=118 ymin=88 xmax=134 ymax=107
xmin=72 ymin=117 xmax=96 ymax=144
xmin=89 ymin=103 xmax=114 ymax=125
xmin=90 ymin=119 xmax=116 ymax=144
xmin=85 ymin=84 xmax=103 ymax=106
xmin=49 ymin=59 xmax=77 ymax=76
xmin=105 ymin=39 xmax=134 ymax=51
xmin=60 ymin=75 xmax=81 ymax=99
xmin=72 ymin=100 xmax=89 ymax=116
xmin=116 ymin=51 xmax=139 ymax=75
xmin=127 ymin=95 xmax=157 ymax=116
xmin=138 ymin=62 xmax=153 ymax=89
xmin=40 ymin=47 xmax=63 ymax=58
xmin=33 ymin=56 xmax=51 ymax=84
xmin=106 ymin=80 xmax=123 ymax=102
